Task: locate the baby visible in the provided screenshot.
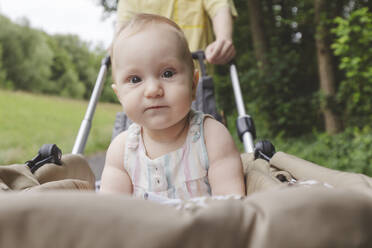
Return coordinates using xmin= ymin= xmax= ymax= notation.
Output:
xmin=100 ymin=13 xmax=245 ymax=200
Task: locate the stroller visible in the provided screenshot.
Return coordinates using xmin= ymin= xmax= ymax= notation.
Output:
xmin=71 ymin=50 xmax=372 ymax=189
xmin=1 ymin=52 xmax=372 ymax=248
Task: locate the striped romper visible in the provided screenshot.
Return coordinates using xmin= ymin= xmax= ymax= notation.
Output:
xmin=124 ymin=110 xmax=212 ymax=200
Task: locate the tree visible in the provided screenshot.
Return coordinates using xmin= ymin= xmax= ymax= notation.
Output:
xmin=0 ymin=15 xmax=53 ymax=92
xmin=98 ymin=0 xmax=118 ymax=16
xmin=314 ymin=0 xmax=342 ymax=134
xmin=231 ymin=0 xmax=322 ymax=137
xmin=52 ymin=34 xmax=96 ymax=98
xmin=247 ymin=0 xmax=269 ymax=70
xmin=0 ymin=44 xmax=7 ymax=87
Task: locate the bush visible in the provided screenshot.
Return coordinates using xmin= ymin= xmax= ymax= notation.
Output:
xmin=332 ymin=7 xmax=372 ymax=127
xmin=273 ymin=127 xmax=372 ymax=176
xmin=0 ymin=44 xmax=8 ymax=88
xmin=0 ymin=16 xmax=53 ymax=92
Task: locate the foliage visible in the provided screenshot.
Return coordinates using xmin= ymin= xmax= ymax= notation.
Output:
xmin=273 ymin=127 xmax=372 ymax=176
xmin=98 ymin=0 xmax=119 ymax=16
xmin=0 ymin=15 xmax=116 ymax=102
xmin=52 ymin=34 xmax=99 ymax=99
xmin=227 ymin=111 xmax=372 ymax=177
xmin=332 ymin=7 xmax=372 ymax=127
xmin=217 ymin=0 xmax=371 ymax=137
xmin=220 ymin=1 xmax=372 ymax=177
xmin=217 ymin=0 xmax=320 ymax=137
xmin=0 ymin=44 xmax=7 ymax=86
xmin=0 ymin=16 xmax=53 ymax=92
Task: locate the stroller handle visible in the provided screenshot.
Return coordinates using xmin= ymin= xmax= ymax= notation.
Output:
xmin=72 ymin=55 xmax=111 ymax=154
xmin=191 ymin=50 xmax=207 ymax=77
xmin=191 ymin=51 xmax=255 ymax=153
xmin=229 ymin=63 xmax=255 ymax=153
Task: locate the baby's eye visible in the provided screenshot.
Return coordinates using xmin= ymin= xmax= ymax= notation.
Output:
xmin=128 ymin=76 xmax=142 ymax=84
xmin=162 ymin=70 xmax=175 ymax=78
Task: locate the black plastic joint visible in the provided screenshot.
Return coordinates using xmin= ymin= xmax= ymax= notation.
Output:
xmin=191 ymin=50 xmax=205 ymax=60
xmin=191 ymin=50 xmax=207 ymax=77
xmin=102 ymin=55 xmax=111 ymax=67
xmin=202 ymin=76 xmax=213 ymax=89
xmin=25 ymin=144 xmax=62 ymax=174
xmin=236 ymin=115 xmax=256 ymax=141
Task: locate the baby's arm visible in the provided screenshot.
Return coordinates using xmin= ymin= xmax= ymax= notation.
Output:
xmin=204 ymin=118 xmax=245 ymax=196
xmin=100 ymin=131 xmax=133 ymax=194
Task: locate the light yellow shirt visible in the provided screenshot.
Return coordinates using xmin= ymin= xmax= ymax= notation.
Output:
xmin=116 ymin=0 xmax=238 ymax=52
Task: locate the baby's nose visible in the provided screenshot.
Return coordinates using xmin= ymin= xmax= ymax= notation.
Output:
xmin=144 ymin=79 xmax=163 ymax=98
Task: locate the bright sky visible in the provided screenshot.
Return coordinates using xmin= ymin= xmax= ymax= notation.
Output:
xmin=0 ymin=0 xmax=116 ymax=49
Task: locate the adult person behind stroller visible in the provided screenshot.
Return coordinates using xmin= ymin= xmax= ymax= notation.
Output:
xmin=112 ymin=0 xmax=238 ymax=138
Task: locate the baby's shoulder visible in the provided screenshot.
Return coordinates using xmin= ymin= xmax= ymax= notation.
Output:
xmin=203 ymin=116 xmax=226 ymax=135
xmin=111 ymin=129 xmax=129 ymax=147
xmin=111 ymin=123 xmax=141 ymax=149
xmin=106 ymin=130 xmax=129 ymax=169
xmin=203 ymin=117 xmax=236 ymax=154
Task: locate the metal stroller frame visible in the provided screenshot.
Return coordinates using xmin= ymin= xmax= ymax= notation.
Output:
xmin=72 ymin=55 xmax=111 ymax=155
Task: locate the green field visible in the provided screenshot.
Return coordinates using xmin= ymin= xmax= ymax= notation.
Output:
xmin=0 ymin=90 xmax=122 ymax=165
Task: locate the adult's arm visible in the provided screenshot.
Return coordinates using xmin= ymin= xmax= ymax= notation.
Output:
xmin=205 ymin=4 xmax=237 ymax=64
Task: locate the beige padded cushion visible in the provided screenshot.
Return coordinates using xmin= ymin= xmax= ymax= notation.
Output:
xmin=0 ymin=188 xmax=371 ymax=248
xmin=0 ymin=154 xmax=95 ymax=191
xmin=241 ymin=153 xmax=285 ymax=195
xmin=34 ymin=154 xmax=95 ymax=188
xmin=0 ymin=164 xmax=40 ymax=191
xmin=271 ymin=151 xmax=372 ymax=195
xmin=26 ymin=179 xmax=93 ymax=192
xmin=1 ymin=152 xmax=372 ymax=247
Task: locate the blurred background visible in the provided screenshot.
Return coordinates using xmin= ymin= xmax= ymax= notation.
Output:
xmin=0 ymin=0 xmax=371 ymax=177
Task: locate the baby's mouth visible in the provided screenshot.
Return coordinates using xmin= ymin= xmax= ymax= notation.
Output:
xmin=144 ymin=105 xmax=168 ymax=111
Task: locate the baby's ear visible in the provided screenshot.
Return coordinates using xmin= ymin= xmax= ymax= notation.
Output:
xmin=111 ymin=83 xmax=123 ymax=105
xmin=192 ymin=70 xmax=199 ymax=100
xmin=111 ymin=83 xmax=118 ymax=96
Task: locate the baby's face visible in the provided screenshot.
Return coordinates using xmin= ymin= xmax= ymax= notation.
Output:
xmin=112 ymin=24 xmax=196 ymax=130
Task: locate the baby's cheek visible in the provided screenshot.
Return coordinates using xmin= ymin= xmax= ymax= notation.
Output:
xmin=121 ymin=96 xmax=136 ymax=113
xmin=177 ymin=94 xmax=194 ymax=111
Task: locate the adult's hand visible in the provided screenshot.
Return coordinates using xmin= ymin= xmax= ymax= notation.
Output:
xmin=205 ymin=38 xmax=236 ymax=64
xmin=207 ymin=6 xmax=236 ymax=65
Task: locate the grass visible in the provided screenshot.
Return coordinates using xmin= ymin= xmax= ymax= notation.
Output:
xmin=0 ymin=90 xmax=122 ymax=165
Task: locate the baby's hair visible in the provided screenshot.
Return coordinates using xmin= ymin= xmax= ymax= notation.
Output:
xmin=110 ymin=13 xmax=195 ymax=82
